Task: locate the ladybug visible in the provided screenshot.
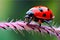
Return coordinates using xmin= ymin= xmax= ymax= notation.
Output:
xmin=25 ymin=6 xmax=55 ymax=27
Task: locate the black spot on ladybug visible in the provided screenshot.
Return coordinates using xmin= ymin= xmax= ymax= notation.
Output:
xmin=43 ymin=13 xmax=46 ymax=17
xmin=50 ymin=14 xmax=52 ymax=18
xmin=39 ymin=8 xmax=43 ymax=12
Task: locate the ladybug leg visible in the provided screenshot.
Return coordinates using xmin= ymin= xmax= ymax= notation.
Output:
xmin=24 ymin=15 xmax=33 ymax=25
xmin=44 ymin=20 xmax=52 ymax=27
xmin=39 ymin=24 xmax=41 ymax=27
xmin=27 ymin=17 xmax=33 ymax=25
xmin=36 ymin=24 xmax=41 ymax=32
xmin=44 ymin=20 xmax=55 ymax=31
xmin=44 ymin=20 xmax=59 ymax=36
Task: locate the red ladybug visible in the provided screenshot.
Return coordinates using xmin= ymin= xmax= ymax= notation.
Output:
xmin=25 ymin=6 xmax=55 ymax=27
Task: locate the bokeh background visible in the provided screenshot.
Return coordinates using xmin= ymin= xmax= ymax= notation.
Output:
xmin=0 ymin=0 xmax=60 ymax=40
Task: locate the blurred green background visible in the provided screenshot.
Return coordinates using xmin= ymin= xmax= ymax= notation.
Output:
xmin=0 ymin=0 xmax=60 ymax=40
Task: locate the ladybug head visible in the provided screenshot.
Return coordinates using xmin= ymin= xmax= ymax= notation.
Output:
xmin=24 ymin=10 xmax=34 ymax=22
xmin=25 ymin=11 xmax=34 ymax=18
